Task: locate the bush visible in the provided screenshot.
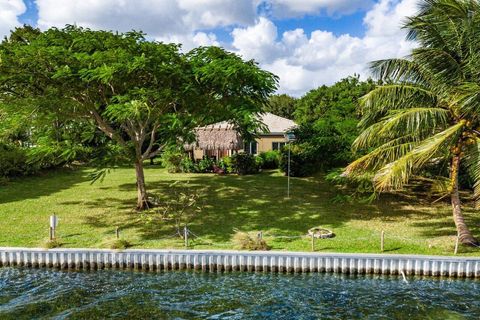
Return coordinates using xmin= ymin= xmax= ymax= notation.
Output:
xmin=231 ymin=153 xmax=260 ymax=175
xmin=279 ymin=144 xmax=317 ymax=177
xmin=160 ymin=148 xmax=189 ymax=173
xmin=232 ymin=230 xmax=269 ymax=251
xmin=195 ymin=157 xmax=215 ymax=173
xmin=259 ymin=150 xmax=280 ymax=169
xmin=107 ymin=239 xmax=132 ymax=250
xmin=43 ymin=238 xmax=63 ymax=249
xmin=0 ymin=143 xmax=31 ymax=178
xmin=219 ymin=156 xmax=234 ymax=173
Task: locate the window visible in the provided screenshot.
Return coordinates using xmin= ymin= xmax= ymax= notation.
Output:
xmin=272 ymin=142 xmax=286 ymax=151
xmin=244 ymin=142 xmax=258 ymax=154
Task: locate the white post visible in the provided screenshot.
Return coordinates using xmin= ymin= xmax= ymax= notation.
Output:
xmin=287 ymin=143 xmax=291 ymax=199
xmin=184 ymin=225 xmax=189 ymax=248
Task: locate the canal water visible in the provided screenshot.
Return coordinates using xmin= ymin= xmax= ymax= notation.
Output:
xmin=0 ymin=267 xmax=478 ymax=319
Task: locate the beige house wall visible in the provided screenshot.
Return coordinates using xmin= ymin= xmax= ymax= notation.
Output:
xmin=256 ymin=135 xmax=286 ymax=153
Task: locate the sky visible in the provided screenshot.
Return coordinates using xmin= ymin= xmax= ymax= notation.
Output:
xmin=0 ymin=0 xmax=419 ymax=96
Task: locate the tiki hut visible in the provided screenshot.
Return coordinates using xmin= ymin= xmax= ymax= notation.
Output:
xmin=185 ymin=121 xmax=243 ymax=160
xmin=186 ymin=113 xmax=297 ymax=160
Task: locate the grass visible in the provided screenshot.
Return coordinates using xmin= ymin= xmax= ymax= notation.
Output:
xmin=0 ymin=165 xmax=479 ymax=256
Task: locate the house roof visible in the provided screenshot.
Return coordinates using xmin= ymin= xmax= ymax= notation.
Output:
xmin=259 ymin=112 xmax=297 ymax=134
xmin=197 ymin=112 xmax=297 ymax=134
xmin=185 ymin=113 xmax=297 ymax=151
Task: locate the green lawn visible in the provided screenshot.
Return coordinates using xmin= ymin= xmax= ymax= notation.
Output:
xmin=1 ymin=165 xmax=479 ymax=256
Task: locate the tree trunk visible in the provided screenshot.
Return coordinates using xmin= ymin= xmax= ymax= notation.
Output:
xmin=135 ymin=160 xmax=149 ymax=210
xmin=450 ymin=155 xmax=477 ymax=246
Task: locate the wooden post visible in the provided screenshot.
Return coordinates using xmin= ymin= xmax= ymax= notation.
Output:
xmin=49 ymin=227 xmax=54 ymax=241
xmin=184 ymin=225 xmax=189 ymax=248
xmin=116 ymin=227 xmax=120 ymax=239
xmin=454 ymin=235 xmax=459 ymax=255
xmin=381 ymin=231 xmax=385 ymax=252
xmin=311 ymin=234 xmax=315 ymax=252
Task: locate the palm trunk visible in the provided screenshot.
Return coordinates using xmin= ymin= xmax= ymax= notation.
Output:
xmin=450 ymin=155 xmax=477 ymax=246
xmin=135 ymin=160 xmax=149 ymax=210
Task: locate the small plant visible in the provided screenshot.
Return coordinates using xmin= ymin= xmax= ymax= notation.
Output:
xmin=143 ymin=181 xmax=204 ymax=238
xmin=219 ymin=156 xmax=234 ymax=173
xmin=195 ymin=157 xmax=215 ymax=173
xmin=232 ymin=229 xmax=269 ymax=251
xmin=43 ymin=238 xmax=63 ymax=249
xmin=107 ymin=239 xmax=132 ymax=250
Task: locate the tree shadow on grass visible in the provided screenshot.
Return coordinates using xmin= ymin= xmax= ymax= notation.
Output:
xmin=85 ymin=171 xmax=462 ymax=246
xmin=0 ymin=167 xmax=91 ymax=205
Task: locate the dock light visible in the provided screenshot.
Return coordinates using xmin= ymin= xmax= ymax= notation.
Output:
xmin=284 ymin=131 xmax=297 ymax=199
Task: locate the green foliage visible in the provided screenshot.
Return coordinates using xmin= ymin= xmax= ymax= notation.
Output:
xmin=0 ymin=26 xmax=278 ymax=208
xmin=230 ymin=153 xmax=261 ymax=175
xmin=292 ymin=76 xmax=376 ymax=172
xmin=195 ymin=158 xmax=215 ymax=173
xmin=107 ymin=239 xmax=132 ymax=250
xmin=259 ymin=151 xmax=280 ymax=169
xmin=160 ymin=149 xmax=190 ymax=173
xmin=0 ymin=143 xmax=30 ymax=178
xmin=219 ymin=156 xmax=234 ymax=174
xmin=279 ymin=144 xmax=318 ymax=177
xmin=232 ymin=230 xmax=270 ymax=251
xmin=265 ymin=94 xmax=297 ymax=119
xmin=145 ymin=181 xmax=204 ymax=233
xmin=346 ymin=0 xmax=480 ymax=192
xmin=43 ymin=238 xmax=63 ymax=249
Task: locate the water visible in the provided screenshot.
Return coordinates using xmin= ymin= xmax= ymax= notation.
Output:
xmin=0 ymin=267 xmax=479 ymax=319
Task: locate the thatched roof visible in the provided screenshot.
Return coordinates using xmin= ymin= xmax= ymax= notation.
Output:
xmin=185 ymin=125 xmax=243 ymax=150
xmin=185 ymin=113 xmax=297 ymax=151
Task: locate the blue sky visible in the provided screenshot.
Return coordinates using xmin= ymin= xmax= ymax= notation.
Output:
xmin=3 ymin=0 xmax=418 ymax=96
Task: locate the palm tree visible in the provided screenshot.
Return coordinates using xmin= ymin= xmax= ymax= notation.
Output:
xmin=345 ymin=0 xmax=480 ymax=246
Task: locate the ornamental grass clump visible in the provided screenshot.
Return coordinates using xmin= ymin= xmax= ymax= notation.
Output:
xmin=232 ymin=230 xmax=269 ymax=251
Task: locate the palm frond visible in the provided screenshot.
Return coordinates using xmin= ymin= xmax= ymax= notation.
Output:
xmin=373 ymin=121 xmax=465 ymax=191
xmin=346 ymin=136 xmax=418 ymax=175
xmin=463 ymin=137 xmax=480 ymax=208
xmin=354 ymin=107 xmax=450 ymax=150
xmin=359 ymin=84 xmax=438 ymax=127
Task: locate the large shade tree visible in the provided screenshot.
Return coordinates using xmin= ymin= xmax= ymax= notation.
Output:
xmin=0 ymin=26 xmax=278 ymax=209
xmin=346 ymin=0 xmax=480 ymax=245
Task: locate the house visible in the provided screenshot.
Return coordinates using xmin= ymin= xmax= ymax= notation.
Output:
xmin=185 ymin=112 xmax=297 ymax=160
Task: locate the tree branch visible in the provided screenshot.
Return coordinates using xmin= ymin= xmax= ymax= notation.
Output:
xmin=88 ymin=109 xmax=127 ymax=146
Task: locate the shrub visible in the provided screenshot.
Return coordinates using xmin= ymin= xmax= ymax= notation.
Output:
xmin=232 ymin=230 xmax=269 ymax=251
xmin=195 ymin=157 xmax=215 ymax=173
xmin=279 ymin=144 xmax=317 ymax=177
xmin=160 ymin=148 xmax=189 ymax=173
xmin=219 ymin=156 xmax=234 ymax=174
xmin=43 ymin=238 xmax=63 ymax=249
xmin=0 ymin=143 xmax=31 ymax=178
xmin=259 ymin=150 xmax=280 ymax=169
xmin=107 ymin=239 xmax=132 ymax=250
xmin=230 ymin=152 xmax=260 ymax=175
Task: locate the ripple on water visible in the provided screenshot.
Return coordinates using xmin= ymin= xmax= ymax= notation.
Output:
xmin=0 ymin=267 xmax=479 ymax=319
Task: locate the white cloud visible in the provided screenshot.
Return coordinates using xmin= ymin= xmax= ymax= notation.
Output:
xmin=231 ymin=0 xmax=419 ymax=96
xmin=231 ymin=17 xmax=282 ymax=63
xmin=35 ymin=0 xmax=257 ymax=39
xmin=33 ymin=0 xmax=421 ymax=96
xmin=157 ymin=31 xmax=219 ymax=51
xmin=0 ymin=0 xmax=26 ymax=39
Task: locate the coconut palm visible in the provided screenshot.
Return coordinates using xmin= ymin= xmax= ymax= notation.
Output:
xmin=345 ymin=0 xmax=480 ymax=245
